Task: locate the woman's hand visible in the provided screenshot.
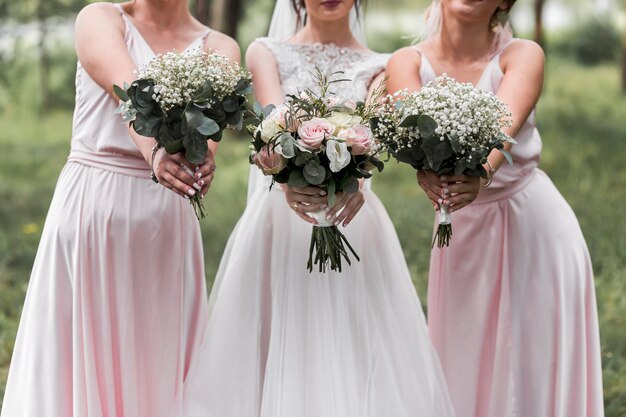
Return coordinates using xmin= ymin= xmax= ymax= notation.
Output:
xmin=325 ymin=189 xmax=365 ymax=227
xmin=152 ymin=149 xmax=205 ymax=199
xmin=284 ymin=185 xmax=328 ymax=225
xmin=192 ymin=148 xmax=217 ymax=198
xmin=416 ymin=171 xmax=481 ymax=213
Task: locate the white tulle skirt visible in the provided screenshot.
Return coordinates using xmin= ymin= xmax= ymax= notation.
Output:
xmin=183 ymin=168 xmax=456 ymax=417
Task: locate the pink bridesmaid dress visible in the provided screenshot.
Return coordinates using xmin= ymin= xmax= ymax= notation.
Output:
xmin=419 ymin=43 xmax=605 ymax=417
xmin=1 ymin=5 xmax=212 ymax=416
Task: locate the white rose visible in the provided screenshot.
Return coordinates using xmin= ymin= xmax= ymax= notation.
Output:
xmin=326 ymin=139 xmax=351 ymax=173
xmin=326 ymin=112 xmax=363 ymax=132
xmin=256 ymin=109 xmax=285 ymax=143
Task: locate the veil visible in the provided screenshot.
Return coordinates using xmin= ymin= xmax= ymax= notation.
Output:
xmin=267 ymin=0 xmax=367 ymax=44
xmin=247 ymin=0 xmax=368 ymax=202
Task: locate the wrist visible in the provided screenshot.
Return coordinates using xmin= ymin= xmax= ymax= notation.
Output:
xmin=481 ymin=159 xmax=496 ymax=189
xmin=150 ymin=143 xmax=162 ymax=184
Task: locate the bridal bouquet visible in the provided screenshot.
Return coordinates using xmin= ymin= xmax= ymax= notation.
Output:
xmin=114 ymin=47 xmax=252 ymax=218
xmin=248 ymin=70 xmax=384 ymax=273
xmin=372 ymin=74 xmax=514 ymax=247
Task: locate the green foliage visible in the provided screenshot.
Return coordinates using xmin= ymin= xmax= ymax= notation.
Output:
xmin=550 ymin=15 xmax=622 ymax=66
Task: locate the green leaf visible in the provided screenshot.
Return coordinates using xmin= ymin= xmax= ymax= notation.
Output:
xmin=303 ymin=160 xmax=326 ymax=185
xmin=327 ymin=178 xmax=336 ymax=207
xmin=287 ymin=170 xmax=310 ymax=187
xmin=196 ymin=117 xmax=220 ymax=136
xmin=113 ymin=84 xmax=129 ymax=101
xmin=262 ymin=104 xmax=276 ymax=118
xmin=279 ymin=133 xmax=297 ymax=158
xmin=449 ymin=134 xmax=462 ymax=153
xmin=399 ymin=114 xmax=420 ymax=128
xmin=417 ymin=114 xmax=438 ymax=137
xmin=185 ymin=108 xmax=205 ymax=131
xmin=194 ymin=81 xmax=214 ymax=101
xmin=183 ymin=135 xmax=208 ymax=164
xmin=295 ymin=152 xmax=314 ymax=167
xmin=133 ymin=114 xmax=161 ymax=138
xmin=341 ymin=176 xmax=359 ymax=193
xmin=222 ymin=95 xmax=240 ymax=112
xmin=500 ymin=148 xmax=514 ymax=166
xmin=253 ymin=102 xmax=264 ymax=117
xmin=164 ymin=138 xmax=184 ymax=154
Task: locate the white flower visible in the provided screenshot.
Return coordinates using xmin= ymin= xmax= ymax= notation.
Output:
xmin=257 ymin=108 xmax=286 ymax=143
xmin=326 ymin=139 xmax=351 ymax=172
xmin=327 ymin=112 xmax=363 ymax=132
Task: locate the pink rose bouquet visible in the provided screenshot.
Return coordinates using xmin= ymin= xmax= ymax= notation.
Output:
xmin=247 ymin=70 xmax=385 ymax=273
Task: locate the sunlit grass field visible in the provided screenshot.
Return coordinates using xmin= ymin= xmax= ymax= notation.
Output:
xmin=0 ymin=58 xmax=625 ymax=413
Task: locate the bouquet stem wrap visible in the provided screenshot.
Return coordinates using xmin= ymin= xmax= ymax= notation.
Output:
xmin=307 ymin=210 xmax=360 ymax=273
xmin=433 ymin=203 xmax=452 ymax=248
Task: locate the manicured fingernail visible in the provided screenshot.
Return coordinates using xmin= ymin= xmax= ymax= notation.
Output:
xmin=443 ymin=187 xmax=449 ymax=195
xmin=188 ymin=188 xmax=196 ymax=196
xmin=198 ymin=180 xmax=204 ymax=186
xmin=195 ymin=166 xmax=200 ymax=171
xmin=438 ymin=198 xmax=443 ymax=204
xmin=319 ymin=191 xmax=327 ymax=196
xmin=193 ymin=183 xmax=202 ymax=191
xmin=196 ymin=172 xmax=202 ymax=179
xmin=200 ymin=193 xmax=205 ymax=200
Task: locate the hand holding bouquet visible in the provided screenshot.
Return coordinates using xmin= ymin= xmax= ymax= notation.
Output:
xmin=248 ymin=70 xmax=384 ymax=273
xmin=373 ymin=74 xmax=514 ymax=247
xmin=114 ymin=47 xmax=252 ymax=218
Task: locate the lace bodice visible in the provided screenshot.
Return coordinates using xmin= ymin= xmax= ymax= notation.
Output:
xmin=256 ymin=37 xmax=389 ymax=102
xmin=247 ymin=38 xmax=389 ymax=201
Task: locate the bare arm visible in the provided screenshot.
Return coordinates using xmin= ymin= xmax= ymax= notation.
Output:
xmin=488 ymin=40 xmax=545 ymax=171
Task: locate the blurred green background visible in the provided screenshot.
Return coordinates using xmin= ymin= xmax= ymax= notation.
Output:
xmin=1 ymin=0 xmax=625 ymax=413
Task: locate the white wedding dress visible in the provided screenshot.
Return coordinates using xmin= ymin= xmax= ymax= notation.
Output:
xmin=184 ymin=38 xmax=456 ymax=417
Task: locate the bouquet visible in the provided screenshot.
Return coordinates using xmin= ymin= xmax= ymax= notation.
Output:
xmin=372 ymin=74 xmax=515 ymax=247
xmin=248 ymin=70 xmax=384 ymax=273
xmin=114 ymin=47 xmax=252 ymax=218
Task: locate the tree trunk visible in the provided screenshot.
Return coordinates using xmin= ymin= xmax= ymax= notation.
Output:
xmin=210 ymin=0 xmax=243 ymax=38
xmin=194 ymin=0 xmax=211 ymax=25
xmin=37 ymin=2 xmax=50 ymax=113
xmin=623 ymin=0 xmax=626 ymax=92
xmin=533 ymin=0 xmax=545 ymax=47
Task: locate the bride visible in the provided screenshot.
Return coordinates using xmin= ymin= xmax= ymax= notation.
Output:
xmin=184 ymin=1 xmax=458 ymax=415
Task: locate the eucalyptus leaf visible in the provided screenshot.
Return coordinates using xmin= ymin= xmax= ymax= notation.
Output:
xmin=417 ymin=114 xmax=438 ymax=137
xmin=133 ymin=114 xmax=161 ymax=138
xmin=252 ymin=102 xmax=264 ymax=117
xmin=222 ymin=95 xmax=240 ymax=112
xmin=500 ymin=148 xmax=514 ymax=166
xmin=196 ymin=117 xmax=220 ymax=136
xmin=280 ymin=133 xmax=297 ymax=158
xmin=113 ymin=84 xmax=129 ymax=101
xmin=399 ymin=114 xmax=420 ymax=128
xmin=341 ymin=176 xmax=359 ymax=193
xmin=183 ymin=135 xmax=208 ymax=164
xmin=262 ymin=104 xmax=276 ymax=118
xmin=164 ymin=138 xmax=184 ymax=154
xmin=288 ymin=170 xmax=310 ymax=187
xmin=303 ymin=160 xmax=326 ymax=185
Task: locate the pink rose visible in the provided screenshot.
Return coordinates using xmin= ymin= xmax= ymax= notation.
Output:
xmin=337 ymin=124 xmax=374 ymax=155
xmin=253 ymin=147 xmax=286 ymax=175
xmin=297 ymin=118 xmax=334 ymax=150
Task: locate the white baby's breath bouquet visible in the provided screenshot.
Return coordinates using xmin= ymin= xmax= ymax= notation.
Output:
xmin=114 ymin=47 xmax=252 ymax=218
xmin=372 ymin=74 xmax=515 ymax=247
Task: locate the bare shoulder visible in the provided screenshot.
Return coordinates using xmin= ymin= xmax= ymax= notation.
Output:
xmin=388 ymin=45 xmax=422 ymax=69
xmin=245 ymin=39 xmax=278 ymax=70
xmin=76 ymin=2 xmax=123 ymax=30
xmin=205 ymin=31 xmax=241 ymax=63
xmin=501 ymin=39 xmax=545 ymax=70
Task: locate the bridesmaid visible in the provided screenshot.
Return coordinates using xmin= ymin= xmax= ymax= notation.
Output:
xmin=182 ymin=0 xmax=457 ymax=416
xmin=1 ymin=2 xmax=238 ymax=416
xmin=386 ymin=1 xmax=604 ymax=417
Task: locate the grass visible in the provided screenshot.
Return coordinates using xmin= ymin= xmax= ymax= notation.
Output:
xmin=0 ymin=58 xmax=625 ymax=413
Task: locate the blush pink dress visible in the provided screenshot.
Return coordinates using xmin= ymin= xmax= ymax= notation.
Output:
xmin=1 ymin=5 xmax=212 ymax=417
xmin=419 ymin=44 xmax=604 ymax=417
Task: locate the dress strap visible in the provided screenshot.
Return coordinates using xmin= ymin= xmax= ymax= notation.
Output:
xmin=412 ymin=46 xmax=437 ymax=85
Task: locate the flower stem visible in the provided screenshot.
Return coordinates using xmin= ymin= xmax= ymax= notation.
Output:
xmin=189 ymin=194 xmax=206 ymax=219
xmin=307 ymin=225 xmax=360 ymax=273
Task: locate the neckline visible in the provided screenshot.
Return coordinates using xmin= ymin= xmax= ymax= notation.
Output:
xmin=417 ymin=49 xmax=499 ymax=88
xmin=116 ymin=4 xmax=210 ymax=57
xmin=270 ymin=38 xmax=372 ymax=56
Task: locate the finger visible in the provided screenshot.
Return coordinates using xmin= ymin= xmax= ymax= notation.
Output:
xmin=170 ymin=153 xmax=197 ymax=173
xmin=446 ymin=192 xmax=477 ymax=208
xmin=292 ymin=186 xmax=328 ymax=196
xmin=194 ymin=160 xmax=216 ymax=181
xmin=288 ymin=194 xmax=328 ymax=205
xmin=446 ymin=181 xmax=479 ymax=194
xmin=417 ymin=173 xmax=442 ymax=198
xmin=440 ymin=174 xmax=479 ymax=183
xmin=418 ymin=170 xmax=443 ymax=187
xmin=161 ymin=171 xmax=199 ymax=198
xmin=326 ymin=193 xmax=349 ymax=219
xmin=165 ymin=162 xmax=198 ymax=188
xmin=199 ymin=171 xmax=216 ymax=197
xmin=295 ymin=211 xmax=319 ymax=225
xmin=158 ymin=177 xmax=189 ymax=199
xmin=338 ymin=197 xmax=365 ymax=226
xmin=417 ymin=180 xmax=441 ymax=208
xmin=297 ymin=202 xmax=328 ymax=213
